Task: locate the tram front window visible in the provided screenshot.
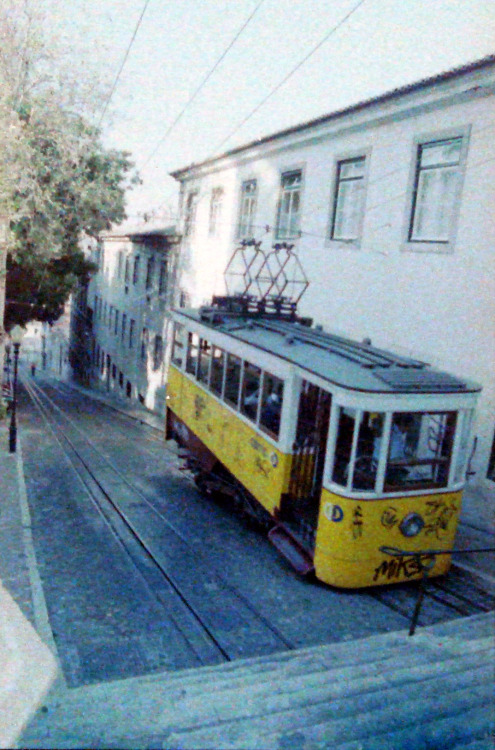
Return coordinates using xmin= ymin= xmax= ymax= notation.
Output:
xmin=385 ymin=411 xmax=456 ymax=491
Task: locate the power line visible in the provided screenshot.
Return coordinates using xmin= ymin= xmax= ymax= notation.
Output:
xmin=141 ymin=0 xmax=267 ymax=169
xmin=211 ymin=0 xmax=369 ymax=157
xmin=97 ymin=0 xmax=152 ymax=128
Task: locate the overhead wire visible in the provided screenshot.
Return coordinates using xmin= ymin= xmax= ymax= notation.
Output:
xmin=210 ymin=0 xmax=370 ymax=157
xmin=97 ymin=0 xmax=152 ymax=128
xmin=141 ymin=0 xmax=267 ymax=169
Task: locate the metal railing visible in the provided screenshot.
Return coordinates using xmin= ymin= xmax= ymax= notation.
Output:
xmin=380 ymin=545 xmax=495 ymax=635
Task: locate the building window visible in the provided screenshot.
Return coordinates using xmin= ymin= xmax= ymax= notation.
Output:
xmin=114 ymin=310 xmax=119 ymax=335
xmin=409 ymin=136 xmax=464 ymax=244
xmin=117 ymin=251 xmax=123 ymax=278
xmin=141 ymin=328 xmax=149 ymax=360
xmin=129 ymin=319 xmax=135 ymax=348
xmin=158 ymin=260 xmax=168 ymax=295
xmin=209 ymin=188 xmax=223 ymax=236
xmin=145 ymin=256 xmax=155 ymax=290
xmin=133 ymin=255 xmax=140 ymax=285
xmin=276 ymin=170 xmax=302 ymax=239
xmin=124 ymin=257 xmax=130 ymax=289
xmin=153 ymin=335 xmax=164 ymax=371
xmin=237 ymin=179 xmax=257 ymax=239
xmin=331 ymin=157 xmax=366 ymax=241
xmin=122 ymin=313 xmax=127 ymax=342
xmin=184 ymin=192 xmax=198 ymax=237
xmin=109 ymin=305 xmax=113 ymax=330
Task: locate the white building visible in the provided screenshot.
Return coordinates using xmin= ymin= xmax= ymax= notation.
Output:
xmin=81 ymin=225 xmax=180 ymax=414
xmin=170 ymin=55 xmax=495 ymax=494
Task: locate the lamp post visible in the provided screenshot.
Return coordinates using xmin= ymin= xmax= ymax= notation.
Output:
xmin=9 ymin=325 xmax=25 ymax=453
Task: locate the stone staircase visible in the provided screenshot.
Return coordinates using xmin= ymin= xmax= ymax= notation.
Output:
xmin=22 ymin=612 xmax=494 ymax=749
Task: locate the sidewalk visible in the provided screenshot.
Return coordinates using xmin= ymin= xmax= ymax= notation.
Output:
xmin=0 ymin=422 xmax=58 ymax=746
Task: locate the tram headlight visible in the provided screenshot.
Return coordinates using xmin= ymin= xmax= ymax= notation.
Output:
xmin=399 ymin=512 xmax=425 ymax=538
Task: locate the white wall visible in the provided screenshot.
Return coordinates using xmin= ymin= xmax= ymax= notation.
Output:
xmin=87 ymin=235 xmax=173 ymax=414
xmin=175 ymin=65 xmax=495 ymax=491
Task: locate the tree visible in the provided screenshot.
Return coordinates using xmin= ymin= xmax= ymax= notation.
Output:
xmin=0 ymin=1 xmax=138 ymax=333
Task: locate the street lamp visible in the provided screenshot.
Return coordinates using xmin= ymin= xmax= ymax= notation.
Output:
xmin=9 ymin=325 xmax=25 ymax=453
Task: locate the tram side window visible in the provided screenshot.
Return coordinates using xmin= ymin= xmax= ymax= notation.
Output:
xmin=186 ymin=332 xmax=199 ymax=376
xmin=332 ymin=407 xmax=356 ymax=486
xmin=210 ymin=347 xmax=225 ymax=396
xmin=224 ymin=353 xmax=241 ymax=408
xmin=385 ymin=411 xmax=456 ymax=491
xmin=197 ymin=339 xmax=211 ymax=385
xmin=259 ymin=373 xmax=284 ymax=438
xmin=241 ymin=361 xmax=261 ymax=422
xmin=353 ymin=412 xmax=384 ymax=491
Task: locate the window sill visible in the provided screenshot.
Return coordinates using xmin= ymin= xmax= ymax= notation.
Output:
xmin=402 ymin=240 xmax=454 ymax=255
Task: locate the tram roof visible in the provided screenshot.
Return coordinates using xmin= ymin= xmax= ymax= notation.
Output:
xmin=178 ymin=308 xmax=481 ymax=395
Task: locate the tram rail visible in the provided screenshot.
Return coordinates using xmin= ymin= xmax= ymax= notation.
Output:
xmin=22 ymin=375 xmax=297 ymax=663
xmin=21 ymin=375 xmax=495 ymax=656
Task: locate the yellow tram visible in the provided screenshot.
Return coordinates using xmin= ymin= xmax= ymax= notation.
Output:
xmin=165 ymin=249 xmax=480 ymax=588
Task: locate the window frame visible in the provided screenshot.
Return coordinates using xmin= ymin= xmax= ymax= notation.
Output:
xmin=208 ymin=187 xmax=224 ymax=237
xmin=184 ymin=191 xmax=199 ymax=238
xmin=153 ymin=335 xmax=164 ymax=371
xmin=328 ymin=153 xmax=369 ymax=244
xmin=145 ymin=255 xmax=155 ymax=290
xmin=237 ymin=178 xmax=258 ymax=239
xmin=158 ymin=259 xmax=168 ymax=296
xmin=403 ymin=127 xmax=470 ymax=254
xmin=133 ymin=255 xmax=140 ymax=285
xmin=275 ymin=167 xmax=304 ymax=240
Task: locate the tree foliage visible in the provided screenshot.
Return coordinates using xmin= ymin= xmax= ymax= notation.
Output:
xmin=0 ymin=1 xmax=139 ymax=331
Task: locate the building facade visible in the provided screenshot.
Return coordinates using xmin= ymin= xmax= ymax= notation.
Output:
xmin=171 ymin=56 xmax=495 ymax=493
xmin=79 ymin=226 xmax=180 ymax=415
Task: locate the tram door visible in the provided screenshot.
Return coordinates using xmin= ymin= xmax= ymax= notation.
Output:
xmin=281 ymin=380 xmax=331 ymax=548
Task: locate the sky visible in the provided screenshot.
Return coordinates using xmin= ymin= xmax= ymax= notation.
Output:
xmin=45 ymin=0 xmax=495 ymax=224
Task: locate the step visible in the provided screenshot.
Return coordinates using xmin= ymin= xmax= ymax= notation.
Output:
xmin=21 ymin=613 xmax=494 ymax=746
xmin=42 ymin=610 xmax=494 ymax=702
xmin=22 ymin=637 xmax=492 ymax=746
xmin=268 ymin=524 xmax=315 ymax=575
xmin=334 ymin=703 xmax=494 ymax=750
xmin=167 ymin=681 xmax=493 ymax=750
xmin=150 ymin=661 xmax=493 ymax=750
xmin=46 ymin=617 xmax=494 ymax=709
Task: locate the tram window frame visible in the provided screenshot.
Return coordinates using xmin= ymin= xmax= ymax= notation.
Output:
xmin=210 ymin=346 xmax=225 ymax=397
xmin=185 ymin=332 xmax=199 ymax=377
xmin=171 ymin=324 xmax=184 ymax=368
xmin=240 ymin=361 xmax=261 ymax=423
xmin=197 ymin=339 xmax=211 ymax=385
xmin=453 ymin=409 xmax=474 ymax=485
xmin=259 ymin=372 xmax=284 ymax=439
xmin=224 ymin=353 xmax=242 ymax=409
xmin=352 ymin=412 xmax=385 ymax=491
xmin=332 ymin=407 xmax=357 ymax=489
xmin=384 ymin=410 xmax=457 ymax=492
